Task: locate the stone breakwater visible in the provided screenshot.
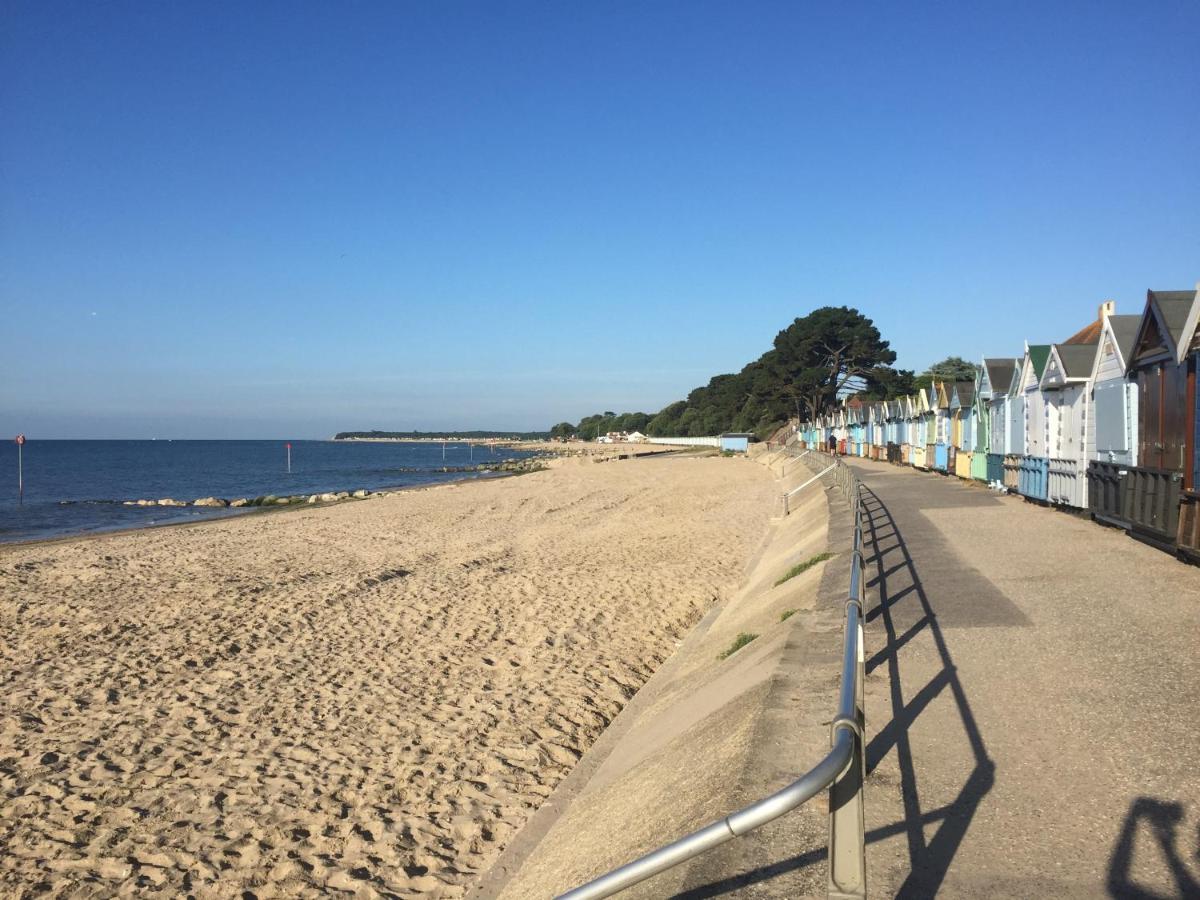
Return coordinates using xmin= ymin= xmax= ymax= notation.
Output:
xmin=119 ymin=490 xmax=376 ymax=509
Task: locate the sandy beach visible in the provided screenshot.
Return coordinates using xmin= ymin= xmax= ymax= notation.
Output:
xmin=0 ymin=453 xmax=774 ymax=898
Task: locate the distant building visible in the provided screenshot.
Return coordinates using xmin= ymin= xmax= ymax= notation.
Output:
xmin=626 ymin=431 xmax=647 ymax=443
xmin=719 ymin=433 xmax=755 ymax=453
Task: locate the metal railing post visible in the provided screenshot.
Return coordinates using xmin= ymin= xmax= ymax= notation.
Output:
xmin=828 ymin=482 xmax=867 ymax=898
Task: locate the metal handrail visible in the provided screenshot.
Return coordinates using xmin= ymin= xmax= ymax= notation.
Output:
xmin=558 ymin=450 xmax=867 ymax=900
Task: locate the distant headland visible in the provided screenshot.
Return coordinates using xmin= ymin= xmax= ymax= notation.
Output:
xmin=333 ymin=429 xmax=550 ymax=441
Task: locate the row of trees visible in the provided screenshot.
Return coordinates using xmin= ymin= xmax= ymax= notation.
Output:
xmin=551 ymin=307 xmax=978 ymax=440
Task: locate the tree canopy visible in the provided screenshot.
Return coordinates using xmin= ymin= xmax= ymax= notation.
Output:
xmin=913 ymin=356 xmax=979 ymax=390
xmin=553 ymin=306 xmax=910 ymax=440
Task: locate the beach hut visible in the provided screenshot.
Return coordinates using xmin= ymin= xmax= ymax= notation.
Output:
xmin=1116 ymin=287 xmax=1198 ymax=548
xmin=869 ymin=402 xmax=887 ymax=459
xmin=970 ymin=366 xmax=989 ymax=482
xmin=834 ymin=408 xmax=849 ymax=455
xmin=1015 ymin=344 xmax=1052 ymax=500
xmin=951 ymin=381 xmax=975 ymax=480
xmin=980 ymin=358 xmax=1019 ymax=486
xmin=898 ymin=395 xmax=915 ymax=465
xmin=932 ymin=382 xmax=951 ymax=472
xmin=1003 ymin=357 xmax=1025 ymax=490
xmin=911 ymin=390 xmax=930 ymax=469
xmin=888 ymin=400 xmax=902 ymax=465
xmin=1040 ymin=340 xmax=1099 ymax=508
xmin=1085 ymin=309 xmax=1141 ymax=525
xmin=847 ymin=401 xmax=867 ymax=456
xmin=1177 ymin=284 xmax=1200 ymax=561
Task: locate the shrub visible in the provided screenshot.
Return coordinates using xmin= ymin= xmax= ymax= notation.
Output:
xmin=774 ymin=552 xmax=834 ymax=587
xmin=718 ymin=632 xmax=759 ymax=660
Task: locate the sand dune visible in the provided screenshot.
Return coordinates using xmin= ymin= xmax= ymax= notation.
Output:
xmin=0 ymin=455 xmax=774 ymax=898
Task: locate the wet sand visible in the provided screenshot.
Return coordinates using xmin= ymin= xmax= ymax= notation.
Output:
xmin=0 ymin=454 xmax=774 ymax=898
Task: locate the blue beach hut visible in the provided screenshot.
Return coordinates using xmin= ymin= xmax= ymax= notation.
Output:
xmin=1016 ymin=344 xmax=1052 ymax=500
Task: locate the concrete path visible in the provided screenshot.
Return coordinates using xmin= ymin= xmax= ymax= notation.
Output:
xmin=845 ymin=459 xmax=1200 ymax=898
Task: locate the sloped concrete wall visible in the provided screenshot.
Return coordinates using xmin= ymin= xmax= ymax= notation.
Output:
xmin=474 ymin=452 xmax=855 ymax=899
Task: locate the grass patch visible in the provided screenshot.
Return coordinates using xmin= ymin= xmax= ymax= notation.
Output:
xmin=780 ymin=608 xmax=798 ymax=622
xmin=717 ymin=632 xmax=759 ymax=660
xmin=774 ymin=552 xmax=835 ymax=587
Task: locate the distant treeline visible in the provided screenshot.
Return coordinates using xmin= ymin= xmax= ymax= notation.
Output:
xmin=549 ymin=307 xmax=978 ymax=442
xmin=334 ymin=430 xmax=550 ymax=441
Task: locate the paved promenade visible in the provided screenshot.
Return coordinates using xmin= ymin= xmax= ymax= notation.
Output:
xmin=847 ymin=458 xmax=1200 ymax=898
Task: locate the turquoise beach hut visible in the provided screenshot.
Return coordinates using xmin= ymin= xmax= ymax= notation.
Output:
xmin=1016 ymin=344 xmax=1052 ymax=500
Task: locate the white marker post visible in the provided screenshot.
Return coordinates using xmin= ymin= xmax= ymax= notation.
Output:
xmin=15 ymin=434 xmax=25 ymax=504
xmin=286 ymin=442 xmax=292 ymax=474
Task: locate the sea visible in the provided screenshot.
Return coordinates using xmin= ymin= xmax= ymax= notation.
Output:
xmin=0 ymin=440 xmax=537 ymax=544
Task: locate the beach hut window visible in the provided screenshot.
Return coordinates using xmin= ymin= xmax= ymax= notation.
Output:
xmin=1094 ymin=380 xmax=1126 ymax=460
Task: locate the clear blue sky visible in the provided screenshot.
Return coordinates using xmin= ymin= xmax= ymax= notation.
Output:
xmin=2 ymin=1 xmax=1197 ymax=438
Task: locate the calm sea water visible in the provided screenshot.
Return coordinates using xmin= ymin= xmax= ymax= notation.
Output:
xmin=0 ymin=440 xmax=536 ymax=544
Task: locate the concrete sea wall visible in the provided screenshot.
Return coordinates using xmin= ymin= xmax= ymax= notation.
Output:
xmin=473 ymin=448 xmax=856 ymax=898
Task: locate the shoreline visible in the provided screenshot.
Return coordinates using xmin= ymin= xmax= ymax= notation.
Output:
xmin=0 ymin=467 xmax=534 ymax=553
xmin=0 ymin=446 xmax=685 ymax=550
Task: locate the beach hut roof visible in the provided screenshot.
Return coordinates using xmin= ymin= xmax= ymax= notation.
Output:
xmin=1056 ymin=343 xmax=1099 ymax=378
xmin=1153 ymin=289 xmax=1197 ymax=349
xmin=1063 ymin=300 xmax=1116 ymax=346
xmin=1109 ymin=315 xmax=1141 ymax=365
xmin=1028 ymin=345 xmax=1052 ymax=379
xmin=1017 ymin=345 xmax=1052 ymax=394
xmin=954 ymin=381 xmax=975 ymax=405
xmin=1132 ymin=286 xmax=1200 ymax=366
xmin=1088 ymin=313 xmax=1142 ymax=381
xmin=983 ymin=358 xmax=1017 ymax=394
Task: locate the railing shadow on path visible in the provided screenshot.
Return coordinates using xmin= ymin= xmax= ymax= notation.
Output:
xmin=858 ymin=485 xmax=995 ymax=898
xmin=670 ymin=476 xmax=996 ymax=899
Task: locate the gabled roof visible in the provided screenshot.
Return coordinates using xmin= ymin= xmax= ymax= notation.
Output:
xmin=934 ymin=382 xmax=950 ymax=409
xmin=1063 ymin=319 xmax=1103 ymax=345
xmin=955 ymin=381 xmax=975 ymax=406
xmin=1029 ymin=345 xmax=1051 ymax=379
xmin=1019 ymin=345 xmax=1052 ymax=393
xmin=1131 ymin=287 xmax=1199 ymax=366
xmin=983 ymin=358 xmax=1017 ymax=396
xmin=1057 ymin=343 xmax=1098 ymax=379
xmin=1109 ymin=315 xmax=1141 ymax=366
xmin=1152 ymin=289 xmax=1197 ymax=351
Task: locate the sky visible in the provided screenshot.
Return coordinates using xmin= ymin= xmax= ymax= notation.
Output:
xmin=2 ymin=1 xmax=1198 ymax=438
